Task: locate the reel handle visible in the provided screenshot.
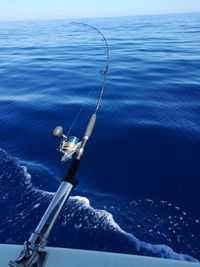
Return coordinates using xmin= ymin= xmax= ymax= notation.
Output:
xmin=53 ymin=126 xmax=63 ymax=137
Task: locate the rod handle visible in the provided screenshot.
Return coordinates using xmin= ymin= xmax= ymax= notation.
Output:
xmin=84 ymin=113 xmax=96 ymax=139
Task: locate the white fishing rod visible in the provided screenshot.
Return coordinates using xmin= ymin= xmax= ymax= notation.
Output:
xmin=9 ymin=23 xmax=109 ymax=267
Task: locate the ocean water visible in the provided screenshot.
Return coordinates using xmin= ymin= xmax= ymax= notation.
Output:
xmin=0 ymin=13 xmax=200 ymax=262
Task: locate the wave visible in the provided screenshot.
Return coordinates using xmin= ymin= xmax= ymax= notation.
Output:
xmin=0 ymin=149 xmax=198 ymax=262
xmin=64 ymin=196 xmax=198 ymax=262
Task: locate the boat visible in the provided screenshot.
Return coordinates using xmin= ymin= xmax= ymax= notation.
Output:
xmin=1 ymin=244 xmax=199 ymax=267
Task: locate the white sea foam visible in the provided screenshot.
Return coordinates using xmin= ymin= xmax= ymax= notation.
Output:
xmin=19 ymin=163 xmax=55 ymax=197
xmin=69 ymin=196 xmax=198 ymax=262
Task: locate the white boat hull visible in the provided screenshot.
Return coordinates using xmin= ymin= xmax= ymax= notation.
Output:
xmin=0 ymin=244 xmax=199 ymax=267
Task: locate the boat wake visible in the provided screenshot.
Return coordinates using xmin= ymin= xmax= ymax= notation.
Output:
xmin=0 ymin=149 xmax=198 ymax=263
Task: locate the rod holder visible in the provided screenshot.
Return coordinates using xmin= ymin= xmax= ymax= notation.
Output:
xmin=9 ymin=181 xmax=73 ymax=267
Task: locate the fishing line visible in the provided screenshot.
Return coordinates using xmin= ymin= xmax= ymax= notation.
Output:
xmin=66 ymin=86 xmax=95 ymax=136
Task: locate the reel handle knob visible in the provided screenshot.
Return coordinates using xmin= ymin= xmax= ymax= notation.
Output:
xmin=53 ymin=126 xmax=63 ymax=137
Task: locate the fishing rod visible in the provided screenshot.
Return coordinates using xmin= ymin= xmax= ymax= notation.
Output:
xmin=53 ymin=22 xmax=109 ymax=164
xmin=9 ymin=23 xmax=109 ymax=267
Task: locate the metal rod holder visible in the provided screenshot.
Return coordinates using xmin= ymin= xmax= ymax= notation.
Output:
xmin=9 ymin=182 xmax=73 ymax=267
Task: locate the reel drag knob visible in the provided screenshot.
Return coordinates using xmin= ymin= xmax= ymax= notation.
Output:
xmin=53 ymin=126 xmax=63 ymax=137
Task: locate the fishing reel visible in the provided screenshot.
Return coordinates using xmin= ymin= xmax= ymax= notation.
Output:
xmin=53 ymin=126 xmax=82 ymax=164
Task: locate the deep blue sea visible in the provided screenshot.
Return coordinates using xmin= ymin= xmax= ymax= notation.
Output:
xmin=0 ymin=13 xmax=200 ymax=262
